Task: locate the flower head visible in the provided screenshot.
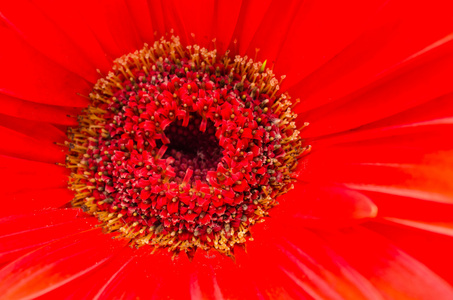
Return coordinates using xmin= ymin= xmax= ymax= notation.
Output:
xmin=67 ymin=37 xmax=304 ymax=257
xmin=1 ymin=0 xmax=453 ymax=299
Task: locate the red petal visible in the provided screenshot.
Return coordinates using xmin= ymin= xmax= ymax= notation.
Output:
xmin=0 ymin=0 xmax=99 ymax=83
xmin=301 ymin=40 xmax=453 ymax=138
xmin=276 ymin=0 xmax=385 ymax=88
xmin=319 ymin=227 xmax=453 ymax=299
xmin=276 ymin=183 xmax=377 ymax=228
xmin=290 ymin=0 xmax=453 ymax=113
xmin=0 ymin=209 xmax=97 ymax=265
xmin=228 ymin=0 xmax=273 ymax=55
xmin=66 ymin=0 xmax=124 ymax=59
xmin=0 ymin=126 xmax=66 ymax=163
xmin=125 ymin=0 xmax=155 ymax=43
xmin=32 ymin=0 xmax=113 ymax=73
xmin=0 ymin=114 xmax=66 ymax=144
xmin=244 ymin=0 xmax=305 ymax=63
xmin=301 ymin=123 xmax=453 ymax=204
xmin=0 ymin=93 xmax=78 ymax=125
xmin=0 ymin=189 xmax=73 ymax=218
xmin=276 ymin=236 xmax=383 ymax=300
xmin=35 ymin=247 xmax=136 ymax=299
xmin=384 ymin=218 xmax=453 ymax=237
xmin=161 ymin=0 xmax=242 ymax=54
xmin=364 ymin=191 xmax=453 ymax=227
xmin=0 ymin=228 xmax=123 ymax=299
xmin=0 ymin=25 xmax=90 ymax=107
xmin=99 ymin=0 xmax=143 ymax=52
xmin=367 ymin=222 xmax=453 ymax=286
xmin=145 ymin=0 xmax=166 ymax=38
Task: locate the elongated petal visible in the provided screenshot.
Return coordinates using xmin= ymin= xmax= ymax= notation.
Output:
xmin=290 ymin=0 xmax=453 ymax=112
xmin=0 ymin=114 xmax=66 ymax=144
xmin=0 ymin=0 xmax=99 ymax=83
xmin=32 ymin=0 xmax=113 ymax=72
xmin=0 ymin=25 xmax=90 ymax=107
xmin=276 ymin=0 xmax=386 ymax=88
xmin=367 ymin=222 xmax=453 ymax=286
xmin=0 ymin=126 xmax=66 ymax=163
xmin=0 ymin=209 xmax=97 ymax=265
xmin=302 ymin=43 xmax=453 ymax=137
xmin=275 ymin=183 xmax=377 ymax=228
xmin=0 ymin=93 xmax=78 ymax=125
xmin=319 ymin=227 xmax=453 ymax=299
xmin=160 ymin=0 xmax=242 ymax=54
xmin=0 ymin=189 xmax=73 ymax=218
xmin=0 ymin=228 xmax=123 ymax=299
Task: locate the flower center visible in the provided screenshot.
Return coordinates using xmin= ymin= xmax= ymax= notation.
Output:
xmin=66 ymin=36 xmax=308 ymax=258
xmin=163 ymin=116 xmax=223 ymax=185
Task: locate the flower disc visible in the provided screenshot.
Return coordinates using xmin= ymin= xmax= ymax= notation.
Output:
xmin=67 ymin=36 xmax=307 ymax=257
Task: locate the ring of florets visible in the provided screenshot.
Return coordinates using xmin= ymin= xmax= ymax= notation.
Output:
xmin=66 ymin=36 xmax=310 ymax=258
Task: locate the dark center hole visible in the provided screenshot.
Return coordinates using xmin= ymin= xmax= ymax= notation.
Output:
xmin=164 ymin=115 xmax=223 ymax=184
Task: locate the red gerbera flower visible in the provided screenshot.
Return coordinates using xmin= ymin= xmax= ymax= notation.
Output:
xmin=1 ymin=0 xmax=453 ymax=299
